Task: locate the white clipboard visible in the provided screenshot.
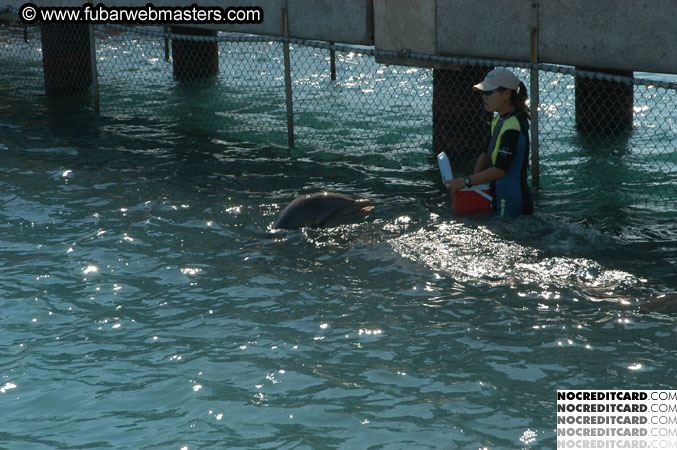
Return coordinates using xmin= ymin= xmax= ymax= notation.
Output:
xmin=437 ymin=152 xmax=453 ymax=183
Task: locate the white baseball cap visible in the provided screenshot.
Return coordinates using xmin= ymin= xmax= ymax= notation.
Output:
xmin=473 ymin=68 xmax=521 ymax=91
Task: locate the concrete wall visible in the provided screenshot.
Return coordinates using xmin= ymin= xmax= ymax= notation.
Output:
xmin=376 ymin=0 xmax=677 ymax=74
xmin=537 ymin=0 xmax=674 ymax=73
xmin=2 ymin=0 xmax=374 ymax=45
xmin=198 ymin=0 xmax=373 ymax=44
xmin=435 ymin=0 xmax=531 ymax=62
xmin=374 ymin=0 xmax=435 ymax=55
xmin=4 ymin=0 xmax=676 ymax=73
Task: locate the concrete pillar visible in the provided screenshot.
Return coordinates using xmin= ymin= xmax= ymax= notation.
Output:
xmin=40 ymin=24 xmax=92 ymax=96
xmin=171 ymin=26 xmax=219 ymax=82
xmin=575 ymin=68 xmax=634 ymax=135
xmin=433 ymin=65 xmax=492 ymax=164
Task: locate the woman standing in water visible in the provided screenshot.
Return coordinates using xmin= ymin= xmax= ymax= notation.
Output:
xmin=446 ymin=68 xmax=533 ymax=218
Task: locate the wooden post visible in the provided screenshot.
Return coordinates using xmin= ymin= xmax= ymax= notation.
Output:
xmin=170 ymin=26 xmax=219 ymax=82
xmin=575 ymin=68 xmax=634 ymax=135
xmin=432 ymin=65 xmax=492 ymax=166
xmin=40 ymin=24 xmax=92 ymax=96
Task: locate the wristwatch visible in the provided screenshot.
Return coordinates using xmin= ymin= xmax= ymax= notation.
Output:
xmin=464 ymin=176 xmax=472 ymax=188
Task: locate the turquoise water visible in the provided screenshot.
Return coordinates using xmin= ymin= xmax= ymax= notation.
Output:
xmin=1 ymin=28 xmax=677 ymax=449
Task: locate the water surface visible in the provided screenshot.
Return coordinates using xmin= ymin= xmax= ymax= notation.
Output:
xmin=1 ymin=27 xmax=676 ymax=449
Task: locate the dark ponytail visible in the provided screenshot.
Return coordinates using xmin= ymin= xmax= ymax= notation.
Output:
xmin=511 ymin=81 xmax=530 ymax=120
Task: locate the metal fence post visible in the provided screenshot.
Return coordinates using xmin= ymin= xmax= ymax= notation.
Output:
xmin=530 ymin=0 xmax=540 ymax=187
xmin=164 ymin=26 xmax=170 ymax=62
xmin=330 ymin=41 xmax=336 ymax=81
xmin=530 ymin=68 xmax=540 ymax=187
xmin=282 ymin=7 xmax=294 ymax=147
xmin=89 ymin=24 xmax=100 ymax=113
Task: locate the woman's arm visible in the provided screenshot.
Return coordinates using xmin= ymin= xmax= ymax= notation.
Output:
xmin=474 ymin=152 xmax=491 ymax=174
xmin=445 ymin=167 xmax=506 ymax=192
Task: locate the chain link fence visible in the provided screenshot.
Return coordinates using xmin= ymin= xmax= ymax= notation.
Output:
xmin=1 ymin=17 xmax=676 ymax=211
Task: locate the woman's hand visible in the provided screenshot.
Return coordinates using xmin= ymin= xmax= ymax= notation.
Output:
xmin=445 ymin=178 xmax=466 ymax=192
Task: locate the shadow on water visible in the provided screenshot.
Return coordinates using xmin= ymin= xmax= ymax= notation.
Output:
xmin=557 ymin=130 xmax=635 ymax=232
xmin=44 ymin=95 xmax=103 ymax=142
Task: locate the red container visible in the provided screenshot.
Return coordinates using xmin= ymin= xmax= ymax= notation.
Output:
xmin=451 ymin=187 xmax=492 ymax=214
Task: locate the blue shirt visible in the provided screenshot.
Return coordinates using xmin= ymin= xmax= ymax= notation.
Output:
xmin=483 ymin=110 xmax=533 ymax=217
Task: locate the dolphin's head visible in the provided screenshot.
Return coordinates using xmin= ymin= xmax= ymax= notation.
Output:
xmin=638 ymin=293 xmax=677 ymax=313
xmin=272 ymin=192 xmax=374 ymax=230
xmin=318 ymin=195 xmax=374 ymax=228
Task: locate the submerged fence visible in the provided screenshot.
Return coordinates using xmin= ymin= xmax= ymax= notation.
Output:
xmin=1 ymin=18 xmax=676 ymax=211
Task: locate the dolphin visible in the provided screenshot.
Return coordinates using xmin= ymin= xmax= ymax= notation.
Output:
xmin=638 ymin=293 xmax=677 ymax=313
xmin=272 ymin=192 xmax=374 ymax=230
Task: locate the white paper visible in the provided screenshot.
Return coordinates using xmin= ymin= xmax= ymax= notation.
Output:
xmin=437 ymin=152 xmax=453 ymax=184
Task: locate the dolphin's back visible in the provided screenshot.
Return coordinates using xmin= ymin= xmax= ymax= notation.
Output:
xmin=273 ymin=193 xmax=357 ymax=229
